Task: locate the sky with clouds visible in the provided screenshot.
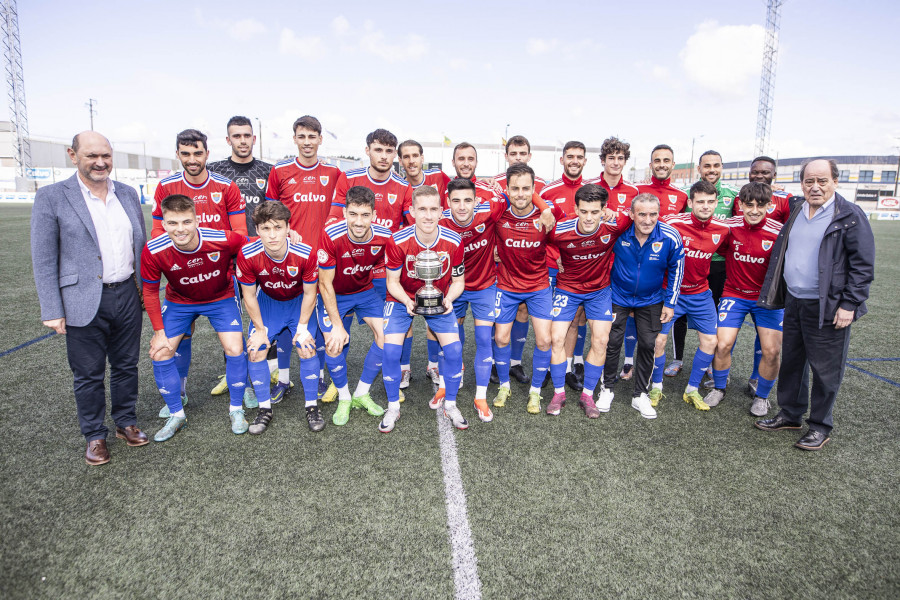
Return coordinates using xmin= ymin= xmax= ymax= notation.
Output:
xmin=17 ymin=0 xmax=900 ymax=177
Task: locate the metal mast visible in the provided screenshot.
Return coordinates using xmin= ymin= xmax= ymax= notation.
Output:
xmin=755 ymin=0 xmax=783 ymax=157
xmin=1 ymin=0 xmax=32 ymax=188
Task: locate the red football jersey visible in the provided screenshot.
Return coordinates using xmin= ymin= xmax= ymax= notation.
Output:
xmin=141 ymin=228 xmax=247 ymax=329
xmin=410 ymin=168 xmax=448 ymax=199
xmin=548 ymin=214 xmax=632 ymax=294
xmin=328 ymin=167 xmax=413 ymax=233
xmin=265 ymin=159 xmax=341 ymax=246
xmin=637 ymin=176 xmax=688 ymax=217
xmin=317 ymin=221 xmax=391 ymax=295
xmin=661 ymin=213 xmax=731 ymax=294
xmin=541 ymin=175 xmax=584 ymax=270
xmin=719 ymin=216 xmax=783 ymax=300
xmin=440 ymin=199 xmax=506 ymax=291
xmin=152 ymin=171 xmax=245 ymax=237
xmin=585 ymin=173 xmax=641 ymax=213
xmin=733 ymin=190 xmax=792 ymax=224
xmin=385 ymin=225 xmax=464 ymax=304
xmin=236 ymin=240 xmax=318 ymax=302
xmin=495 ymin=206 xmax=552 ymax=293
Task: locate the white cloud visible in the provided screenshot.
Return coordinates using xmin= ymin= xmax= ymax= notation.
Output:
xmin=279 ymin=28 xmax=325 ymax=60
xmin=331 ymin=15 xmax=350 ymax=36
xmin=449 ymin=59 xmax=467 ymax=71
xmin=194 ymin=9 xmax=266 ymax=41
xmin=358 ymin=30 xmax=427 ymax=62
xmin=527 ymin=38 xmax=559 ymax=56
xmin=680 ymin=21 xmax=765 ymax=97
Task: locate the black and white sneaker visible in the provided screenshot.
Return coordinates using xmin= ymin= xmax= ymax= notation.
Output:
xmin=249 ymin=408 xmax=273 ymax=435
xmin=305 ymin=405 xmax=325 ymax=432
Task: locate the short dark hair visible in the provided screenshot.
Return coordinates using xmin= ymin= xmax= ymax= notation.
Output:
xmin=412 ymin=184 xmax=440 ymax=205
xmin=739 ymin=182 xmax=772 ymax=206
xmin=176 ymin=129 xmax=208 ymax=151
xmin=799 ymin=158 xmax=839 ymax=182
xmin=160 ymin=194 xmax=195 ymax=215
xmin=562 ymin=141 xmax=586 ymax=154
xmin=506 ymin=162 xmax=535 ymax=186
xmin=366 ymin=128 xmax=397 ymax=148
xmin=345 ymin=185 xmax=376 ymax=210
xmin=632 ymin=192 xmax=660 ymax=209
xmin=453 ymin=142 xmax=477 ymax=160
xmin=293 ymin=115 xmax=322 ymax=135
xmin=650 ymin=144 xmax=673 ymax=157
xmin=71 ymin=134 xmax=80 ymax=152
xmin=698 ymin=150 xmax=721 ymax=164
xmin=599 ymin=136 xmax=631 ymax=161
xmin=398 ymin=139 xmax=423 ymax=155
xmin=751 ymin=155 xmax=777 ymax=169
xmin=447 ymin=177 xmax=476 ymax=197
xmin=574 ymin=183 xmax=608 ymax=207
xmin=226 ymin=116 xmax=252 ymax=131
xmin=506 ymin=135 xmax=531 ymax=154
xmin=689 ymin=180 xmax=718 ymax=200
xmin=252 ymin=201 xmax=291 ymax=226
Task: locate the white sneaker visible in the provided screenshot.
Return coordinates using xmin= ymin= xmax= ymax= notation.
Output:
xmin=597 ymin=388 xmax=614 ymax=412
xmin=631 ymin=393 xmax=657 ymax=419
xmin=444 ymin=405 xmax=469 ymax=430
xmin=399 ymin=369 xmax=411 ymax=389
xmin=426 ymin=366 xmax=440 ymax=385
xmin=379 ymin=408 xmax=400 ymax=433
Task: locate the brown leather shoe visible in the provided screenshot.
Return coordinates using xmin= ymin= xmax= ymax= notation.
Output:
xmin=85 ymin=439 xmax=111 ymax=466
xmin=116 ymin=425 xmax=149 ymax=447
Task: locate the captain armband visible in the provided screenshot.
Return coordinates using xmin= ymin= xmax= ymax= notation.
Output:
xmin=452 ymin=264 xmax=465 ymax=278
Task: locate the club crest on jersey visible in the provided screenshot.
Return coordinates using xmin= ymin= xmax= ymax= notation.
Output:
xmin=767 ymin=205 xmax=776 ymax=213
xmin=724 ymin=198 xmax=733 ymax=207
xmin=651 ymin=242 xmax=663 ymax=253
xmin=371 ymin=246 xmax=381 ymax=255
xmin=256 ymin=178 xmax=265 ymax=190
xmin=317 ymin=249 xmax=328 ymax=264
xmin=287 ymin=266 xmax=299 ymax=277
xmin=712 ymin=234 xmax=721 ymax=245
xmin=600 ymin=234 xmax=611 ymax=244
xmin=207 ymin=252 xmax=220 ymax=262
xmin=668 ymin=194 xmax=677 ymax=203
xmin=618 ymin=193 xmax=626 ymax=202
xmin=211 ymin=192 xmax=223 ymax=204
xmin=533 ymin=219 xmax=541 ymax=231
xmin=387 ymin=193 xmax=397 ymax=205
xmin=762 ymin=240 xmax=773 ymax=251
xmin=475 ymin=224 xmax=485 ymax=234
xmin=320 ymin=176 xmax=329 ymax=186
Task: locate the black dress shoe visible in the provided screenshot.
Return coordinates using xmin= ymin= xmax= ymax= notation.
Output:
xmin=509 ymin=364 xmax=529 ymax=384
xmin=755 ymin=413 xmax=803 ymax=431
xmin=490 ymin=364 xmax=500 ymax=384
xmin=795 ymin=429 xmax=831 ymax=451
xmin=565 ymin=371 xmax=584 ymax=392
xmin=573 ymin=362 xmax=584 ymax=384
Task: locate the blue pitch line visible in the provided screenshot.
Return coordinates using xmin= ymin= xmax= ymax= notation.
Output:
xmin=846 ymin=363 xmax=900 ymax=388
xmin=0 ymin=332 xmax=56 ymax=358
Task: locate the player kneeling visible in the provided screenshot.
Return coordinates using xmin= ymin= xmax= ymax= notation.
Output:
xmin=142 ymin=195 xmax=249 ymax=441
xmin=317 ymin=186 xmax=392 ymax=426
xmin=382 ymin=186 xmax=467 ymax=432
xmin=236 ymin=201 xmax=323 ymax=434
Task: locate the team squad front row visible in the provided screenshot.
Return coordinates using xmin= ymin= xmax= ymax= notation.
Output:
xmin=32 ymin=116 xmax=876 ymax=465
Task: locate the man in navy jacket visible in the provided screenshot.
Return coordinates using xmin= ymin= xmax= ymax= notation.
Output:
xmin=756 ymin=159 xmax=875 ymax=450
xmin=601 ymin=193 xmax=684 ymax=419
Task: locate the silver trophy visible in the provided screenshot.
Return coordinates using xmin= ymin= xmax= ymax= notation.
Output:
xmin=413 ymin=249 xmax=450 ymax=315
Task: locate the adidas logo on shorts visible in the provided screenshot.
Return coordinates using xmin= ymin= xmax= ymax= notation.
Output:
xmin=231 ymin=319 xmax=240 ymax=326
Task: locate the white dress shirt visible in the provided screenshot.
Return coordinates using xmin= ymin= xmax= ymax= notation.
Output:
xmin=77 ymin=176 xmax=134 ymax=283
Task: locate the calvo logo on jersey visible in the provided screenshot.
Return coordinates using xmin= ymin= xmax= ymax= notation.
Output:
xmin=317 ymin=249 xmax=328 ymax=264
xmin=287 ymin=265 xmax=299 ymax=277
xmin=761 ymin=240 xmax=773 ymax=251
xmin=211 ymin=192 xmax=222 ymax=204
xmin=256 ymin=179 xmax=266 ymax=190
xmin=387 ymin=193 xmax=397 ymax=205
xmin=207 ymin=252 xmax=220 ymax=262
xmin=712 ymin=234 xmax=721 ymax=245
xmin=651 ymin=242 xmax=663 ymax=253
xmin=475 ymin=224 xmax=485 ymax=234
xmin=320 ymin=176 xmax=329 ymax=186
xmin=600 ymin=234 xmax=611 ymax=244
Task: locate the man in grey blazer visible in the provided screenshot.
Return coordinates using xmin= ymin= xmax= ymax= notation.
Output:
xmin=31 ymin=131 xmax=149 ymax=465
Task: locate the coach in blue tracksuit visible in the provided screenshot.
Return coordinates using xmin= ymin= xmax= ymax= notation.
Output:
xmin=601 ymin=193 xmax=685 ymax=419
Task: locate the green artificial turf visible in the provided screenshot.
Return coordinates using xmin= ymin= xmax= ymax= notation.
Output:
xmin=1 ymin=204 xmax=898 ymax=599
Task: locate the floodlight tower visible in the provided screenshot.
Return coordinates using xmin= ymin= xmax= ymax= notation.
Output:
xmin=754 ymin=0 xmax=783 ymax=157
xmin=1 ymin=0 xmax=32 ymax=189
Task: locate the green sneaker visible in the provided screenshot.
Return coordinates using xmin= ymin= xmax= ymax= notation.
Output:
xmin=332 ymin=398 xmax=352 ymax=426
xmin=684 ymin=390 xmax=711 ymax=411
xmin=244 ymin=386 xmax=258 ymax=409
xmin=352 ymin=393 xmax=385 ymax=417
xmin=158 ymin=394 xmax=187 ymax=419
xmin=649 ymin=388 xmax=664 ymax=407
xmin=493 ymin=386 xmax=510 ymax=408
xmin=526 ymin=392 xmax=542 ymax=414
xmin=154 ymin=415 xmax=186 ymax=442
xmin=230 ymin=409 xmax=249 ymax=434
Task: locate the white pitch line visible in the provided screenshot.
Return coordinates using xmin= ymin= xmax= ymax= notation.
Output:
xmin=436 ymin=410 xmax=483 ymax=600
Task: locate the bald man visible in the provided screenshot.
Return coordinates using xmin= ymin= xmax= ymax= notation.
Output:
xmin=31 ymin=131 xmax=148 ymax=465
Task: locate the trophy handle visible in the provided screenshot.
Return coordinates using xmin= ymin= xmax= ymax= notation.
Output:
xmin=439 ymin=254 xmax=451 ymax=279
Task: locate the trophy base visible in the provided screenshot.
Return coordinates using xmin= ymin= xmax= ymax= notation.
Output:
xmin=414 ymin=294 xmax=445 ymax=315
